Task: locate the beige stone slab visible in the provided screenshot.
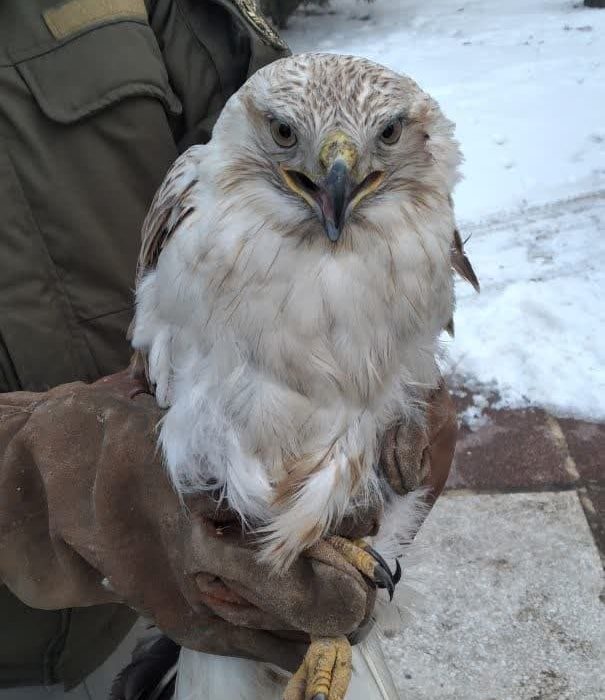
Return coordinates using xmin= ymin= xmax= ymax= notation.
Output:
xmin=384 ymin=491 xmax=605 ymax=699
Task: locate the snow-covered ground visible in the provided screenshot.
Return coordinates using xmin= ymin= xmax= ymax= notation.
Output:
xmin=284 ymin=0 xmax=605 ymax=420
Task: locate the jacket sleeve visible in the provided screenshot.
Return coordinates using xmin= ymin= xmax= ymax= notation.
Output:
xmin=146 ymin=0 xmax=290 ymax=150
xmin=0 ymin=388 xmax=118 ymax=609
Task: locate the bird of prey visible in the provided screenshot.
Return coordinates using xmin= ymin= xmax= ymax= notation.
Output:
xmin=131 ymin=52 xmax=475 ymax=699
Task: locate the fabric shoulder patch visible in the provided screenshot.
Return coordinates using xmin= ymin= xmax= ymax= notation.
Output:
xmin=231 ymin=0 xmax=289 ymax=51
xmin=43 ymin=0 xmax=147 ymax=40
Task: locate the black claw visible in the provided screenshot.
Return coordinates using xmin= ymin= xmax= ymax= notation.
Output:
xmin=393 ymin=558 xmax=402 ymax=585
xmin=364 ymin=545 xmax=402 ymax=599
xmin=364 ymin=544 xmax=392 ymax=577
xmin=312 ymin=695 xmax=327 ymax=700
xmin=373 ymin=564 xmax=395 ymax=601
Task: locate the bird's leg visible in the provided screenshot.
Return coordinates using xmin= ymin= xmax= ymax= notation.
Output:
xmin=326 ymin=536 xmax=401 ymax=601
xmin=282 ymin=539 xmax=399 ymax=699
xmin=283 ymin=636 xmax=352 ymax=700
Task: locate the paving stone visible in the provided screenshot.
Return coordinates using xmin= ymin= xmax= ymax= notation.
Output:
xmin=558 ymin=418 xmax=605 ymax=483
xmin=447 ymin=407 xmax=576 ymax=491
xmin=384 ymin=491 xmax=605 ymax=700
xmin=578 ymin=484 xmax=605 ymax=567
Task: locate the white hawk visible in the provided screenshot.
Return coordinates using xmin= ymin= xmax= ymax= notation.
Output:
xmin=131 ymin=53 xmax=476 ymax=699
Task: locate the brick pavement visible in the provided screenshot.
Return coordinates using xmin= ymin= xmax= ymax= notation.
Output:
xmin=448 ymin=390 xmax=605 ymax=564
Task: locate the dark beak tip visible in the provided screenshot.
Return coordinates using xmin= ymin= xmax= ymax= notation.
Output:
xmin=322 ymin=159 xmax=354 ymax=243
xmin=325 ymin=220 xmax=341 ymax=242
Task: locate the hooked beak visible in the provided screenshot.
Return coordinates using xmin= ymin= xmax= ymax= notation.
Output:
xmin=320 ymin=159 xmax=353 ymax=242
xmin=280 ymin=133 xmax=385 ymax=243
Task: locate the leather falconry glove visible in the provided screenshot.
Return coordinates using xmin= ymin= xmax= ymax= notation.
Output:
xmin=381 ymin=379 xmax=458 ymax=501
xmin=0 ymin=372 xmax=375 ymax=673
xmin=336 ymin=378 xmax=458 ymax=543
xmin=0 ymin=371 xmax=457 ymax=676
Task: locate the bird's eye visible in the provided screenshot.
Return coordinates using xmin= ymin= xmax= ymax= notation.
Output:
xmin=380 ymin=119 xmax=403 ymax=145
xmin=270 ymin=119 xmax=297 ymax=148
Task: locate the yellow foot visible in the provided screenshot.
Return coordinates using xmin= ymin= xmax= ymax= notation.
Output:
xmin=283 ymin=636 xmax=352 ymax=700
xmin=326 ymin=536 xmax=401 ymax=600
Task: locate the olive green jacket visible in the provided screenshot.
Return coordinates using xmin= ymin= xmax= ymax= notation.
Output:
xmin=0 ymin=0 xmax=287 ymax=687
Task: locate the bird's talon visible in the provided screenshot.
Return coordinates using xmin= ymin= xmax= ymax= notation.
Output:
xmin=361 ymin=542 xmax=402 ymax=588
xmin=327 ymin=536 xmax=401 ymax=599
xmin=393 ymin=558 xmax=402 ymax=585
xmin=362 ymin=543 xmax=392 ymax=577
xmin=372 ymin=563 xmax=395 ymax=601
xmin=360 ymin=541 xmax=402 ymax=593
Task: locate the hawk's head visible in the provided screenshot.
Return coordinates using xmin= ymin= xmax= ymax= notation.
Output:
xmin=212 ymin=53 xmax=461 ymax=244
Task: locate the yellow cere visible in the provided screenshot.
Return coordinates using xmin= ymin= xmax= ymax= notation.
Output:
xmin=319 ymin=131 xmax=358 ymax=172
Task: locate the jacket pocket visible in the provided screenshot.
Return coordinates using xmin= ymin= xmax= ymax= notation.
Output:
xmin=11 ymin=19 xmax=182 ymax=124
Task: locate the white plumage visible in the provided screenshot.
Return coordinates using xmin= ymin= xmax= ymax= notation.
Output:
xmin=132 ymin=51 xmax=473 ymax=700
xmin=132 ymin=53 xmax=461 ymax=574
xmin=175 ymin=628 xmax=401 ymax=700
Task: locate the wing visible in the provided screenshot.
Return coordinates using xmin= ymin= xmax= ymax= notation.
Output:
xmin=128 ymin=145 xmax=205 ymax=381
xmin=136 ymin=145 xmax=205 ymax=282
xmin=444 ymin=228 xmax=479 ymax=337
xmin=451 ymin=228 xmax=480 ymax=292
xmin=444 ymin=194 xmax=479 ymax=337
xmin=446 ymin=195 xmax=479 ymax=292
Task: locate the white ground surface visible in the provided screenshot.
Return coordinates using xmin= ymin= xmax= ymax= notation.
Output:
xmin=285 ymin=0 xmax=605 ymax=421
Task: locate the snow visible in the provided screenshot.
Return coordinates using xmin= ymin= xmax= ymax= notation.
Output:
xmin=284 ymin=0 xmax=605 ymax=420
xmin=443 ymin=193 xmax=605 ymax=421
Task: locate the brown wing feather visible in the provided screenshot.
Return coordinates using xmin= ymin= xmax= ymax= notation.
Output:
xmin=451 ymin=228 xmax=480 ymax=292
xmin=136 ymin=151 xmax=200 ymax=281
xmin=128 ymin=150 xmax=201 ymax=379
xmin=445 ymin=195 xmax=479 ymax=337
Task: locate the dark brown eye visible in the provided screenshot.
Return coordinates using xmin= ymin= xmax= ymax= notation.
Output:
xmin=380 ymin=119 xmax=402 ymax=145
xmin=270 ymin=119 xmax=297 ymax=148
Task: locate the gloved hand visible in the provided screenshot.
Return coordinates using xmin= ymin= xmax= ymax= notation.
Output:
xmin=381 ymin=380 xmax=458 ymax=500
xmin=278 ymin=382 xmax=458 ymax=700
xmin=0 ymin=372 xmax=457 ymax=673
xmin=336 ymin=379 xmax=458 ymax=543
xmin=0 ymin=372 xmax=374 ymax=672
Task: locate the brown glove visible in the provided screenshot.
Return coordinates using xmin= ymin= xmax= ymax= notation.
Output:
xmin=0 ymin=373 xmax=374 ymax=673
xmin=0 ymin=373 xmax=457 ymax=672
xmin=380 ymin=380 xmax=458 ymax=501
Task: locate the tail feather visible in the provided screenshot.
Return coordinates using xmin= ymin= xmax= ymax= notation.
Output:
xmin=110 ymin=633 xmax=180 ymax=700
xmin=174 ymin=631 xmax=400 ymax=700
